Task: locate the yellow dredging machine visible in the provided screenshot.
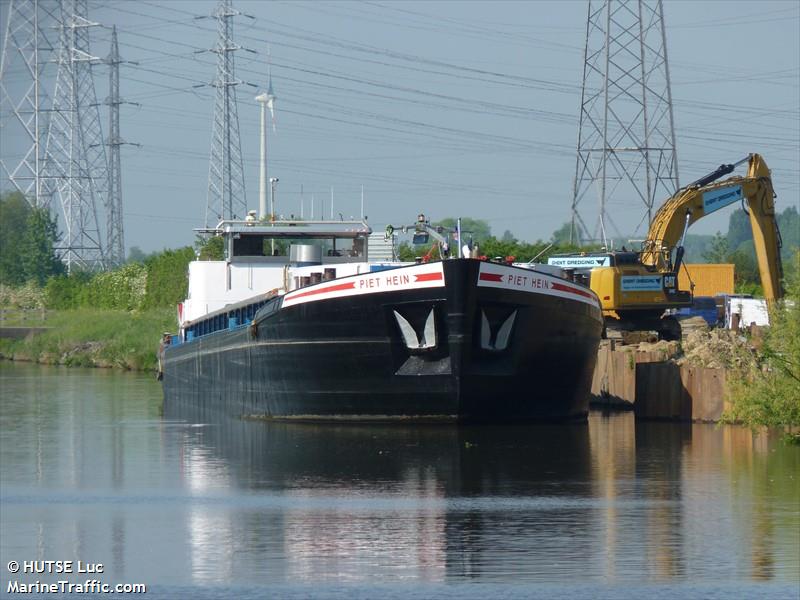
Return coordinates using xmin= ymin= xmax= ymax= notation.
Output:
xmin=549 ymin=153 xmax=784 ymax=340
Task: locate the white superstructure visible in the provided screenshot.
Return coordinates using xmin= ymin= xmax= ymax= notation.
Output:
xmin=181 ymin=219 xmax=379 ymax=325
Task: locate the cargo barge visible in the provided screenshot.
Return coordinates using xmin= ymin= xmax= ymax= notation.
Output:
xmin=160 ymin=218 xmax=603 ymax=421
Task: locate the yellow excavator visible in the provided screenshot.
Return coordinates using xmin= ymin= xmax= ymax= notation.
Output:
xmin=549 ymin=153 xmax=784 ymax=340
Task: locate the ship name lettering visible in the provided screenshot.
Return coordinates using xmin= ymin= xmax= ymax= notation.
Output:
xmin=506 ymin=274 xmax=527 ymax=287
xmin=385 ymin=274 xmax=410 ymax=286
xmin=530 ymin=278 xmax=550 ymax=289
xmin=359 ymin=278 xmax=381 ymax=289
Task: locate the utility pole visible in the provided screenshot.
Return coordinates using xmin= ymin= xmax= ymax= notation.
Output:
xmin=269 ymin=177 xmax=278 ymax=219
xmin=0 ymin=0 xmax=59 ymax=207
xmin=204 ymin=0 xmax=251 ymax=226
xmin=104 ymin=26 xmax=138 ymax=266
xmin=42 ymin=0 xmax=109 ymax=271
xmin=571 ymin=0 xmax=679 ymax=246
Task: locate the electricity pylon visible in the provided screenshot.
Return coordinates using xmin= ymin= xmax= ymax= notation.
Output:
xmin=570 ymin=0 xmax=679 ymax=246
xmin=205 ymin=0 xmax=250 ymax=226
xmin=105 ymin=25 xmax=138 ymax=267
xmin=42 ymin=0 xmax=109 ymax=271
xmin=0 ymin=0 xmax=59 ymax=207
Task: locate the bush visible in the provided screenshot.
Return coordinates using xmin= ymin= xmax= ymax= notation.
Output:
xmin=142 ymin=247 xmax=195 ymax=309
xmin=43 ymin=248 xmax=193 ymax=311
xmin=44 ymin=271 xmax=92 ymax=309
xmin=84 ymin=263 xmax=147 ymax=310
xmin=724 ymin=251 xmax=800 ymax=441
xmin=0 ymin=282 xmax=45 ymax=309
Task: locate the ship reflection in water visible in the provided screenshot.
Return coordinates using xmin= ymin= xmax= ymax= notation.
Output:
xmin=162 ymin=400 xmax=800 ymax=588
xmin=167 ymin=407 xmax=597 ymax=584
xmin=0 ymin=365 xmax=798 ymax=597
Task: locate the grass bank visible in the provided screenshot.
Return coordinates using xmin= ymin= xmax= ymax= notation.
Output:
xmin=0 ymin=308 xmax=175 ymax=371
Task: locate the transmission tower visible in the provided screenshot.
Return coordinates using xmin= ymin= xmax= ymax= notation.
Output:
xmin=104 ymin=26 xmax=138 ymax=267
xmin=0 ymin=0 xmax=59 ymax=207
xmin=42 ymin=0 xmax=109 ymax=271
xmin=205 ymin=0 xmax=249 ymax=226
xmin=570 ymin=0 xmax=679 ymax=246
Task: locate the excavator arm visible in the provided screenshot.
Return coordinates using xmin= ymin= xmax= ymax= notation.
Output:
xmin=640 ymin=153 xmax=783 ymax=302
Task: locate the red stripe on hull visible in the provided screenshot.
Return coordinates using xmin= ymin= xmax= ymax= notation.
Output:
xmin=551 ymin=282 xmax=595 ymax=299
xmin=287 ymin=281 xmax=356 ymax=301
xmin=414 ymin=272 xmax=444 ymax=282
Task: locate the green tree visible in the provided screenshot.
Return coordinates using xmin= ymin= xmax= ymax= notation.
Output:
xmin=726 ymin=209 xmax=752 ymax=250
xmin=0 ymin=191 xmax=32 ymax=285
xmin=550 ymin=221 xmax=582 ymax=245
xmin=44 ymin=271 xmax=92 ymax=309
xmin=433 ymin=218 xmax=491 ymax=242
xmin=142 ymin=247 xmax=196 ymax=308
xmin=21 ymin=207 xmax=64 ymax=285
xmin=777 ymin=205 xmax=799 ymax=263
xmin=682 ymin=233 xmax=714 ymax=263
xmin=196 ymin=235 xmax=225 ymax=260
xmin=127 ymin=246 xmax=150 ymax=263
xmin=703 ymin=232 xmax=762 ymax=291
xmin=703 ymin=232 xmax=730 ymax=263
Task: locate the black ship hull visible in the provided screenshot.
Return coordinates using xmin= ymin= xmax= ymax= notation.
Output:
xmin=162 ymin=259 xmax=603 ymax=421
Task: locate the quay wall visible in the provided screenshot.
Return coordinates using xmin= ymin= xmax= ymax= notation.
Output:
xmin=591 ymin=343 xmax=730 ymax=422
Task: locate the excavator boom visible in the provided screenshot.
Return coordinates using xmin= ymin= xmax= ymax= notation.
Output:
xmin=641 ymin=153 xmax=783 ymax=302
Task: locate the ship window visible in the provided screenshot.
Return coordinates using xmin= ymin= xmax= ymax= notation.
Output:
xmin=233 ymin=234 xmax=268 ymax=257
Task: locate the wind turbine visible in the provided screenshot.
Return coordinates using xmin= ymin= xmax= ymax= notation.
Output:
xmin=255 ymin=57 xmax=276 ymax=220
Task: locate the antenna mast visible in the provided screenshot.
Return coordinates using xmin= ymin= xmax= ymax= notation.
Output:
xmin=570 ymin=0 xmax=679 ymax=246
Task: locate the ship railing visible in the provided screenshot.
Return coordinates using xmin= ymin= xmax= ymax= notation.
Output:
xmin=194 ymin=218 xmax=372 ymax=235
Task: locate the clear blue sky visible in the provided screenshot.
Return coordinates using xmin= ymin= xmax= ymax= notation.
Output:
xmin=2 ymin=0 xmax=798 ymax=253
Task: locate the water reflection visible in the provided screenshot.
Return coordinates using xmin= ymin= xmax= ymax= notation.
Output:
xmin=164 ymin=402 xmax=597 ymax=583
xmin=0 ymin=363 xmax=798 ymax=592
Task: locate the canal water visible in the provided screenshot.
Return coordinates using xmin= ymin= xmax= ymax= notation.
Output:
xmin=1 ymin=362 xmax=798 ymax=599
